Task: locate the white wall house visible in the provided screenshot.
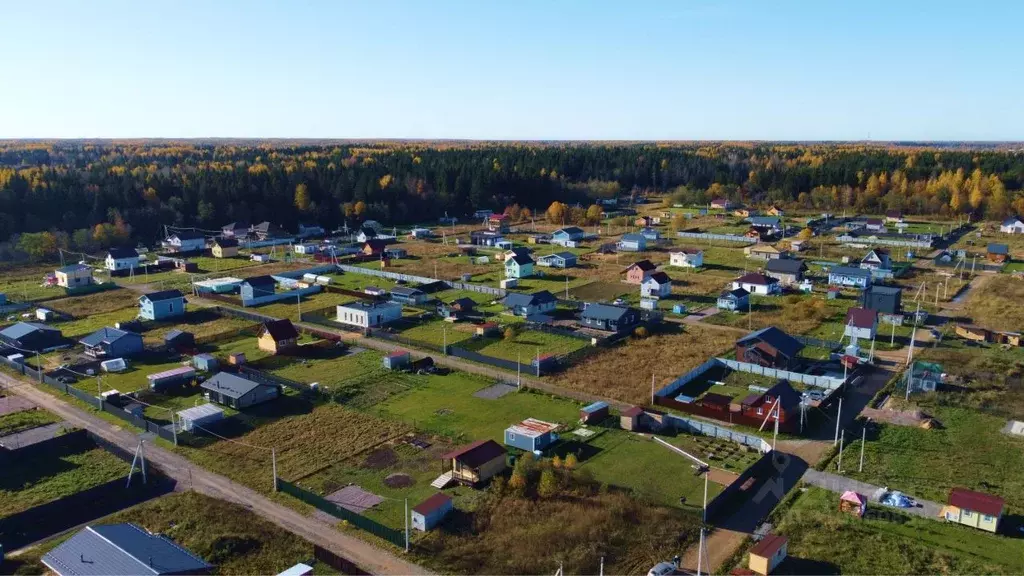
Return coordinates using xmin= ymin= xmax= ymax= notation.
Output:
xmin=105 ymin=248 xmax=140 ymax=271
xmin=669 ymin=249 xmax=703 ymax=268
xmin=732 ymin=273 xmax=781 ymax=296
xmin=335 ymin=301 xmax=403 ymax=328
xmin=640 ymin=272 xmax=672 ymax=298
xmin=1000 ymin=216 xmax=1024 ymax=234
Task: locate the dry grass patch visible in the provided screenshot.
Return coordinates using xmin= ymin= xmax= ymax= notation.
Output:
xmin=45 ymin=288 xmax=136 ymax=316
xmin=963 ymin=275 xmax=1024 ymax=331
xmin=550 ymin=325 xmax=736 ymax=404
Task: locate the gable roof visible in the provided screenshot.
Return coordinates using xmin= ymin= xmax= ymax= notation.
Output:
xmin=735 ymin=272 xmax=778 ymax=286
xmin=169 ymin=230 xmax=205 ymax=241
xmin=748 ymin=216 xmax=781 ymax=227
xmin=107 ymin=248 xmax=139 ymax=260
xmin=506 ymin=254 xmax=535 ymax=266
xmin=845 ymin=307 xmax=877 ymax=329
xmin=1001 ymin=216 xmax=1024 ymax=226
xmin=646 ymin=271 xmax=671 ymax=284
xmin=582 ymin=303 xmax=632 ymax=321
xmin=720 ymin=288 xmax=750 ymax=299
xmin=260 ymin=319 xmax=299 ymax=341
xmin=829 ymin=266 xmax=871 ymax=279
xmin=448 ymin=297 xmax=476 ymax=309
xmin=140 ymin=289 xmax=184 ymax=303
xmin=766 ymin=259 xmax=807 ymax=275
xmin=673 ymin=247 xmax=703 ymax=255
xmin=213 ymin=237 xmax=239 ymax=248
xmin=242 ymin=275 xmax=276 ymax=288
xmin=554 ymin=226 xmax=584 ymax=236
xmin=41 ymin=523 xmax=211 ymax=576
xmin=737 ymin=327 xmax=804 ymax=359
xmin=441 ymin=439 xmax=505 ymax=468
xmin=624 ymin=259 xmax=657 ymax=273
xmin=750 ymin=533 xmax=788 ymax=559
xmin=363 ymin=239 xmax=388 ymax=251
xmin=390 ymin=286 xmax=424 ymax=297
xmin=413 ymin=492 xmax=453 ymax=515
xmin=0 ymin=322 xmax=61 ymax=340
xmin=619 ymin=233 xmax=646 ymax=243
xmin=501 ymin=290 xmax=556 ymax=308
xmin=621 ymin=406 xmax=644 ymax=417
xmin=79 ymin=327 xmax=139 ymax=347
xmin=948 ymin=488 xmax=1004 ymax=516
xmin=885 ymin=210 xmax=903 ymax=218
xmin=988 ymin=243 xmax=1009 ymax=255
xmin=749 ymin=244 xmax=782 ymax=254
xmin=200 ymin=372 xmax=265 ymax=399
xmin=542 ymin=251 xmax=576 ymax=261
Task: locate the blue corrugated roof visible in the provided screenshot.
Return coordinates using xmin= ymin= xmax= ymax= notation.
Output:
xmin=0 ymin=322 xmax=60 ymax=340
xmin=582 ymin=401 xmax=609 ymax=413
xmin=42 ymin=523 xmax=212 ymax=576
xmin=582 ymin=303 xmax=631 ymax=321
xmin=829 ymin=266 xmax=871 ymax=279
xmin=501 ymin=290 xmax=556 ymax=308
xmin=200 ymin=372 xmax=263 ymax=399
xmin=79 ymin=327 xmax=138 ymax=347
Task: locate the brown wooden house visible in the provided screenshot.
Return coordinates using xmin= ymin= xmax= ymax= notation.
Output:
xmin=441 ymin=439 xmax=507 ymax=486
xmin=955 ymin=324 xmax=991 ymax=343
xmin=735 ymin=327 xmax=804 ymax=370
xmin=257 ymin=319 xmax=299 ymax=354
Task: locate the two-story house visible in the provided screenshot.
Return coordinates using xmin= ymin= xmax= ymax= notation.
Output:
xmin=505 ymin=254 xmax=535 ymax=279
xmin=640 ymin=271 xmax=672 ymax=298
xmin=669 ymin=248 xmax=703 ymax=268
xmin=164 ymin=231 xmax=206 ymax=253
xmin=105 ymin=248 xmax=140 ymax=271
xmin=138 ymin=289 xmax=186 ymax=321
xmin=622 ymin=260 xmax=657 ymax=284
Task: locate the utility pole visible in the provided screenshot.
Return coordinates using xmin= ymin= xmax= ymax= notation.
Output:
xmin=859 ymin=426 xmax=866 ymax=472
xmin=651 ymin=373 xmax=655 ymax=404
xmin=272 ymin=448 xmax=278 ymax=492
xmin=404 ymin=498 xmax=410 ymax=553
xmin=837 ymin=429 xmax=844 ymax=472
xmin=834 ymin=397 xmax=843 ymax=446
xmin=517 ymin=352 xmax=521 ymax=388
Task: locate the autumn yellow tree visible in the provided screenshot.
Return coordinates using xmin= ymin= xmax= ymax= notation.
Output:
xmin=354 ymin=200 xmax=366 ymax=217
xmin=546 ymin=201 xmax=567 ymax=224
xmin=294 ymin=183 xmax=311 ymax=212
xmin=585 ymin=204 xmax=603 ymax=225
xmin=797 ymin=227 xmax=814 ymax=241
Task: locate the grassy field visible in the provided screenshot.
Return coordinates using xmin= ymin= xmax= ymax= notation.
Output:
xmin=705 ymin=292 xmax=848 ymax=337
xmin=372 ymin=371 xmax=581 ymax=443
xmin=176 ymin=401 xmax=409 ymax=492
xmin=253 ymin=290 xmax=358 ymax=321
xmin=917 ymin=337 xmax=1024 ymax=419
xmin=549 ymin=325 xmax=737 ymax=405
xmin=0 ymin=408 xmax=60 ymax=436
xmin=51 ymin=307 xmax=140 ymax=339
xmin=577 ymin=429 xmax=722 ymax=512
xmin=394 ymin=318 xmax=476 ymax=347
xmin=44 ymin=288 xmax=137 ymax=317
xmin=141 ymin=310 xmax=257 ymax=345
xmin=567 ymin=280 xmax=631 ymax=302
xmin=460 ymin=329 xmax=589 ymax=361
xmin=3 ymin=492 xmax=328 ymax=576
xmin=1 ymin=438 xmax=128 ymax=519
xmin=836 ymin=403 xmax=1024 ymax=512
xmin=760 ymin=487 xmax=1024 ymax=575
xmin=962 ymin=275 xmax=1024 ymax=332
xmin=0 ymin=265 xmax=62 ymax=302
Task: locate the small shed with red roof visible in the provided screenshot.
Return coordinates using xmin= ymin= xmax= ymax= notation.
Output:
xmin=383 ymin=349 xmax=410 ymax=370
xmin=411 ymin=492 xmax=453 ymax=531
xmin=748 ymin=533 xmax=788 ymax=575
xmin=942 ymin=487 xmax=1004 ymax=533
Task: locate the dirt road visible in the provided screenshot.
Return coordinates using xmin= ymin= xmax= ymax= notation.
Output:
xmin=0 ymin=373 xmax=431 ymax=576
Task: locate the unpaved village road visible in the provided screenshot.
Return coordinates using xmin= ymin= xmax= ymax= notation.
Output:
xmin=0 ymin=372 xmax=431 ymax=576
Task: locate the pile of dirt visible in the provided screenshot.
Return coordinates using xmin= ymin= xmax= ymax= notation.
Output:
xmin=384 ymin=473 xmax=415 ymax=488
xmin=363 ymin=447 xmax=398 ymax=469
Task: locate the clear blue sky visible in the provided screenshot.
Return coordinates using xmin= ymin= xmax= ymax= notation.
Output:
xmin=1 ymin=0 xmax=1020 ymax=140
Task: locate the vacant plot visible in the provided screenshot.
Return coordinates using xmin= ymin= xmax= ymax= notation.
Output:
xmin=461 ymin=329 xmax=589 ymax=362
xmin=395 ymin=318 xmax=476 ymax=347
xmin=673 ymin=364 xmax=778 ymax=404
xmin=550 ymin=325 xmax=736 ymax=405
xmin=705 ymin=293 xmax=842 ymax=337
xmin=177 ymin=402 xmax=408 ymax=493
xmin=142 ymin=311 xmax=257 ymax=345
xmin=190 ymin=255 xmax=260 ymax=274
xmin=963 ymin=275 xmax=1024 ymax=332
xmin=567 ymin=281 xmax=630 ymax=302
xmin=254 ymin=290 xmax=357 ymax=321
xmin=1 ymin=436 xmax=128 ymax=519
xmin=578 ymin=429 xmax=722 ymax=512
xmin=0 ymin=265 xmax=62 ymax=302
xmin=917 ymin=338 xmax=1024 ymax=418
xmin=837 ymin=403 xmax=1024 ymax=512
xmin=52 ymin=307 xmax=139 ymax=339
xmin=373 ymin=371 xmax=580 ymax=443
xmin=5 ymin=491 xmax=324 ymax=576
xmin=44 ymin=288 xmax=136 ymax=317
xmin=760 ymin=487 xmax=1024 ymax=575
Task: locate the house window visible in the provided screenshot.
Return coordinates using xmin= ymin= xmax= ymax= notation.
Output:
xmin=982 ymin=514 xmax=994 ymax=522
xmin=962 ymin=510 xmax=973 ymax=518
xmin=756 ymin=407 xmax=763 ymax=415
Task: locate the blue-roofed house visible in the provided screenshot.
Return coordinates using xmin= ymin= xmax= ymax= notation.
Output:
xmin=748 ymin=216 xmax=782 ymax=233
xmin=41 ymin=523 xmax=213 ymax=576
xmin=80 ymin=327 xmax=144 ymax=359
xmin=389 ymin=286 xmax=427 ymax=305
xmin=500 ymin=291 xmax=557 ymax=318
xmin=54 ymin=264 xmax=94 ymax=288
xmin=0 ymin=322 xmax=64 ymax=352
xmin=138 ymin=290 xmax=186 ymax=321
xmin=536 ymin=252 xmax=578 ymax=268
xmin=240 ymin=276 xmax=276 ymax=302
xmin=580 ymin=303 xmax=641 ymax=333
xmin=617 ymin=233 xmax=647 ymax=252
xmin=828 ymin=266 xmax=871 ymax=289
xmin=551 ymin=227 xmax=585 ymax=247
xmin=987 ymin=243 xmax=1010 ymax=263
xmin=717 ymin=288 xmax=750 ymax=312
xmin=640 ymin=227 xmax=662 ymax=241
xmin=505 ymin=254 xmax=535 ymax=279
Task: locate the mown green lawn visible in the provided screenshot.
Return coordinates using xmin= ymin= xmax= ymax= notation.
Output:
xmin=372 ymin=372 xmax=581 ymax=443
xmin=0 ymin=408 xmax=61 ymax=436
xmin=763 ymin=487 xmax=1024 ymax=575
xmin=460 ymin=329 xmax=589 ymax=361
xmin=395 ymin=319 xmax=476 ymax=347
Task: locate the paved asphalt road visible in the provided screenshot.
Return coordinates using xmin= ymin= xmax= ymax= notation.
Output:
xmin=0 ymin=372 xmax=431 ymax=576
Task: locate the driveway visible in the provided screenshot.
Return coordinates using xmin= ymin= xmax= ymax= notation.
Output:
xmin=802 ymin=468 xmax=943 ymax=519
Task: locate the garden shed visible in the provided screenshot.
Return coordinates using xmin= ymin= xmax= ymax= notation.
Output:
xmin=580 ymin=401 xmax=609 ymax=423
xmin=192 ymin=353 xmax=219 ymax=372
xmin=383 ymin=349 xmax=411 ymax=370
xmin=411 ymin=492 xmax=453 ymax=532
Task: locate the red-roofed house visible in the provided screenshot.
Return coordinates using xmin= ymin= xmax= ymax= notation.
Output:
xmin=844 ymin=307 xmax=878 ymax=343
xmin=748 ymin=533 xmax=788 ymax=575
xmin=943 ymin=488 xmax=1004 ymax=533
xmin=441 ymin=439 xmax=507 ymax=486
xmin=411 ymin=492 xmax=453 ymax=531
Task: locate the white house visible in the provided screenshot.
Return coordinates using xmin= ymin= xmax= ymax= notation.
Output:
xmin=551 ymin=227 xmax=585 ymax=247
xmin=105 ymin=248 xmax=140 ymax=271
xmin=54 ymin=264 xmax=94 ymax=288
xmin=641 ymin=272 xmax=672 ymax=298
xmin=294 ymin=243 xmax=319 ymax=255
xmin=670 ymin=249 xmax=703 ymax=268
xmin=860 ymin=248 xmax=892 ymax=271
xmin=336 ymin=301 xmax=403 ymax=328
xmin=844 ymin=307 xmax=878 ymax=344
xmin=410 ymin=227 xmax=433 ymax=238
xmin=617 ymin=233 xmax=647 ymax=252
xmin=732 ymin=272 xmax=781 ymax=296
xmin=163 ymin=231 xmax=206 ymax=253
xmin=1000 ymin=216 xmax=1024 ymax=234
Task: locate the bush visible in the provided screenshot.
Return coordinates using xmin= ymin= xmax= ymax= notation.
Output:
xmin=509 ymin=472 xmax=528 ymax=494
xmin=564 ymin=453 xmax=578 ymax=469
xmin=538 ymin=469 xmax=559 ymax=499
xmin=633 ymin=326 xmax=649 ymax=339
xmin=504 ymin=327 xmax=518 ymax=340
xmin=552 ymin=455 xmax=563 ymax=469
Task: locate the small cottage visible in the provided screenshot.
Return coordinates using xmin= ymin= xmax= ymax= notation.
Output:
xmin=500 ymin=291 xmax=557 ymax=318
xmin=616 ymin=233 xmax=647 ymax=252
xmin=669 ymin=249 xmax=703 ymax=268
xmin=732 ymin=273 xmax=781 ymax=296
xmin=164 ymin=230 xmax=206 ymax=253
xmin=505 ymin=254 xmax=535 ymax=279
xmin=748 ymin=533 xmax=788 ymax=575
xmin=551 ymin=226 xmax=585 ymax=247
xmin=201 ymin=371 xmax=280 ymax=409
xmin=622 ymin=260 xmax=657 ymax=284
xmin=138 ymin=289 xmax=186 ymax=320
xmin=441 ymin=439 xmax=508 ymax=486
xmin=390 ymin=286 xmax=427 ymax=305
xmin=54 ymin=264 xmax=93 ymax=288
xmin=942 ymin=488 xmax=1004 ymax=533
xmin=717 ymin=288 xmax=750 ymax=312
xmin=362 ymin=239 xmax=388 ymax=256
xmin=257 ymin=319 xmax=299 ymax=354
xmin=580 ymin=401 xmax=609 ymax=423
xmin=163 ymin=329 xmax=195 ymax=350
xmin=999 ymin=215 xmax=1024 ymax=234
xmin=955 ymin=324 xmax=991 ymax=343
xmin=844 ymin=307 xmax=878 ymax=344
xmin=80 ymin=327 xmax=144 ymax=359
xmin=580 ymin=303 xmax=640 ymax=333
xmin=828 ymin=266 xmax=871 ymax=289
xmin=438 ymin=297 xmax=476 ymax=320
xmin=765 ymin=258 xmax=807 ymax=286
xmin=745 ymin=244 xmax=786 ymax=261
xmin=641 ymin=271 xmax=672 ymax=298
xmin=105 ymin=248 xmax=140 ymax=271
xmin=383 ymin=349 xmax=411 ymax=370
xmin=987 ymin=243 xmax=1010 ymax=264
xmin=240 ymin=276 xmax=276 ymax=302
xmin=735 ymin=327 xmax=804 ymax=370
xmin=536 ymin=251 xmax=577 ymax=268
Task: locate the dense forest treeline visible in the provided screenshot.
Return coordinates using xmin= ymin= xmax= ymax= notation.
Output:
xmin=1 ymin=141 xmax=1023 ymax=259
